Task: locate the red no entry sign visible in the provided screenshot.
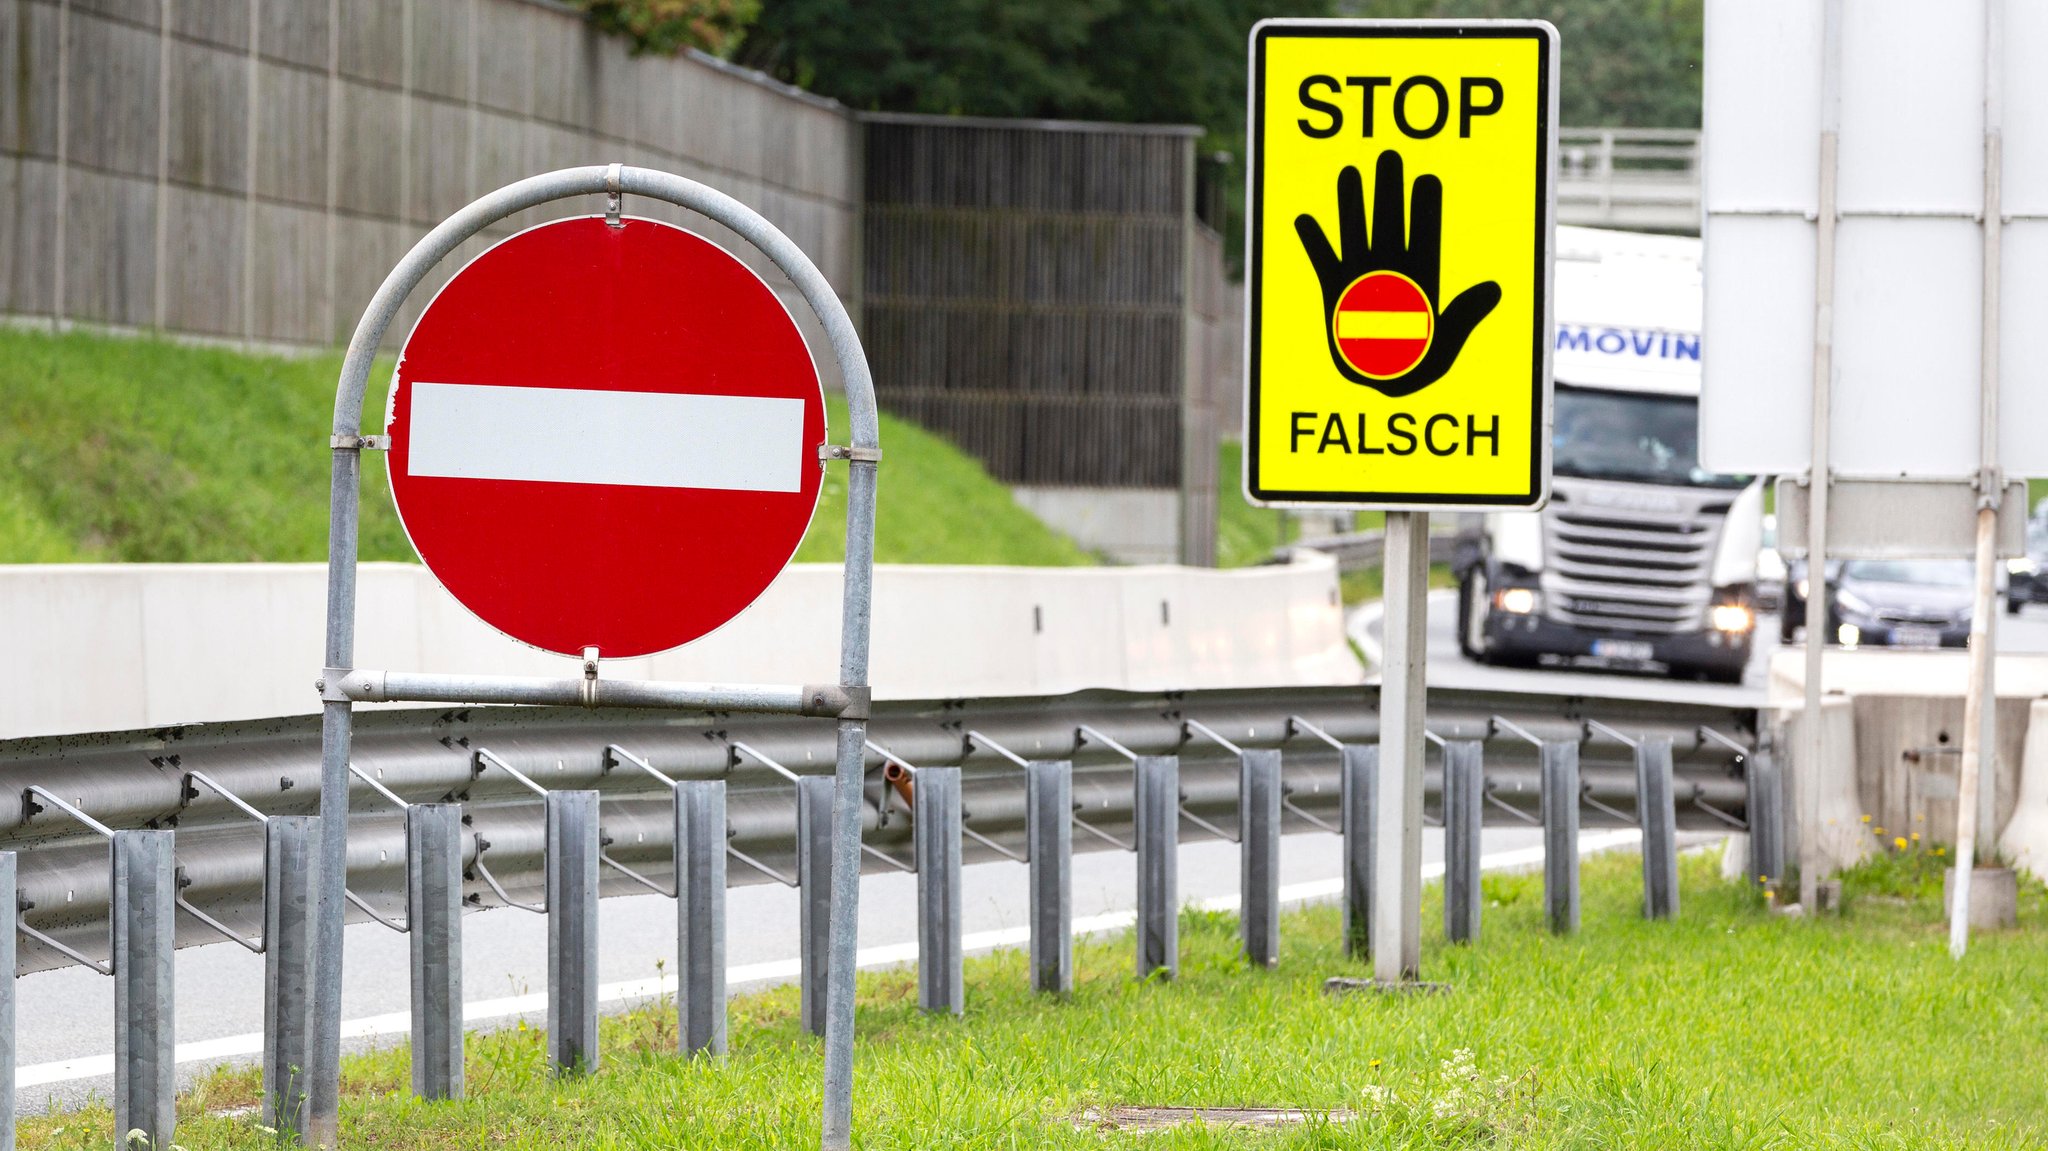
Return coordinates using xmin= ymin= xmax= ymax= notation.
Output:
xmin=385 ymin=216 xmax=825 ymax=658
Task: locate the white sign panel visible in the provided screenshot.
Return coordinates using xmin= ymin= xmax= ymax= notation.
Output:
xmin=1700 ymin=0 xmax=2048 ymax=479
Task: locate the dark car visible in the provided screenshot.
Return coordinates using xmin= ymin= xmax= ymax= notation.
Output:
xmin=1824 ymin=559 xmax=1975 ymax=648
xmin=1778 ymin=558 xmax=1842 ymax=644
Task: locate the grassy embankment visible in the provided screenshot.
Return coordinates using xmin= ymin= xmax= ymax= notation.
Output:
xmin=0 ymin=327 xmax=1091 ymax=567
xmin=21 ymin=845 xmax=2045 ymax=1149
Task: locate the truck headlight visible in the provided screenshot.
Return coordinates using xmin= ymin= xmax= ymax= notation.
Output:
xmin=1495 ymin=587 xmax=1539 ymax=615
xmin=1795 ymin=578 xmax=1810 ymax=599
xmin=2010 ymin=557 xmax=2040 ymax=577
xmin=1710 ymin=603 xmax=1754 ymax=633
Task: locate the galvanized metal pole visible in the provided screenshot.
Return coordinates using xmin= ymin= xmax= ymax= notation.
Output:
xmin=1375 ymin=511 xmax=1429 ymax=980
xmin=914 ymin=767 xmax=963 ymax=1014
xmin=1748 ymin=741 xmax=1786 ymax=889
xmin=263 ymin=816 xmax=320 ymax=1135
xmin=1799 ymin=0 xmax=1844 ymax=918
xmin=676 ymin=780 xmax=728 ymax=1054
xmin=1026 ymin=760 xmax=1073 ymax=994
xmin=545 ymin=791 xmax=600 ymax=1075
xmin=1637 ymin=738 xmax=1679 ymax=920
xmin=1239 ymin=749 xmax=1282 ymax=968
xmin=1340 ymin=744 xmax=1376 ymax=959
xmin=797 ymin=774 xmax=835 ymax=1036
xmin=1540 ymin=742 xmax=1581 ymax=934
xmin=1952 ymin=0 xmax=2006 ymax=962
xmin=1 ymin=851 xmax=15 ymax=1151
xmin=113 ymin=829 xmax=176 ymax=1148
xmin=407 ymin=805 xmax=464 ymax=1098
xmin=1442 ymin=740 xmax=1484 ymax=943
xmin=1133 ymin=755 xmax=1179 ymax=979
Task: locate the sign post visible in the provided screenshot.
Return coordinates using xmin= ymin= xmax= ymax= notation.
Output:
xmin=314 ymin=166 xmax=879 ymax=1149
xmin=1246 ymin=19 xmax=1557 ymax=982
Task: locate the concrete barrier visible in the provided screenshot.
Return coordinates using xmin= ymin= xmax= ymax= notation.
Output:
xmin=0 ymin=555 xmax=1354 ymax=739
xmin=1775 ymin=696 xmax=1872 ymax=877
xmin=2001 ymin=698 xmax=2048 ymax=879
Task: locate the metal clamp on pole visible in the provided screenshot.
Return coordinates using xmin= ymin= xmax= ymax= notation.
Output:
xmin=819 ymin=443 xmax=883 ymax=464
xmin=604 ymin=161 xmax=623 ymax=227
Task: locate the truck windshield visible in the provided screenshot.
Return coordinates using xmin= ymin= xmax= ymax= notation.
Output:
xmin=1552 ymin=384 xmax=1749 ymax=489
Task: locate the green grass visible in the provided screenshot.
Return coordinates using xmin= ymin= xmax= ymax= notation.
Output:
xmin=25 ymin=849 xmax=2046 ymax=1149
xmin=0 ymin=327 xmax=1089 ymax=566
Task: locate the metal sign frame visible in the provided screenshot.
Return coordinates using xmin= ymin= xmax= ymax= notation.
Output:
xmin=313 ymin=165 xmax=877 ymax=1150
xmin=1241 ymin=18 xmax=1560 ymax=512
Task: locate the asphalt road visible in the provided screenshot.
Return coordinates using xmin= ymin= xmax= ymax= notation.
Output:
xmin=14 ymin=823 xmax=1561 ymax=1115
xmin=1353 ymin=591 xmax=2048 ymax=705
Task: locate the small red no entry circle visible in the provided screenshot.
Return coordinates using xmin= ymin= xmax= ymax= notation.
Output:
xmin=1333 ymin=270 xmax=1434 ymax=379
xmin=385 ymin=216 xmax=826 ymax=659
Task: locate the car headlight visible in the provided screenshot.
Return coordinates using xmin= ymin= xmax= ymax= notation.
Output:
xmin=1835 ymin=588 xmax=1871 ymax=615
xmin=2010 ymin=557 xmax=2040 ymax=577
xmin=1795 ymin=578 xmax=1810 ymax=599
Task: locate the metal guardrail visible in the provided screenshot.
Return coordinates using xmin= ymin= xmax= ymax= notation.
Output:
xmin=0 ymin=682 xmax=1778 ymax=1145
xmin=1 ymin=684 xmax=1759 ymax=975
xmin=1557 ymin=127 xmax=1701 ymax=234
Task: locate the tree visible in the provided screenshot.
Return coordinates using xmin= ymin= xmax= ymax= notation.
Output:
xmin=1342 ymin=0 xmax=1703 ymax=128
xmin=578 ymin=0 xmax=761 ymax=57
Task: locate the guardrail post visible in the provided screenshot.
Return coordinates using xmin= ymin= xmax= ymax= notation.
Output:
xmin=1748 ymin=741 xmax=1785 ymax=890
xmin=677 ymin=780 xmax=728 ymax=1054
xmin=1443 ymin=740 xmax=1484 ymax=943
xmin=1637 ymin=737 xmax=1680 ymax=919
xmin=1239 ymin=749 xmax=1282 ymax=968
xmin=262 ymin=817 xmax=320 ymax=1133
xmin=1540 ymin=742 xmax=1581 ymax=934
xmin=1340 ymin=745 xmax=1376 ymax=959
xmin=408 ymin=805 xmax=465 ymax=1098
xmin=545 ymin=791 xmax=601 ymax=1076
xmin=2 ymin=851 xmax=15 ymax=1151
xmin=1133 ymin=755 xmax=1179 ymax=980
xmin=797 ymin=774 xmax=834 ymax=1035
xmin=914 ymin=767 xmax=962 ymax=1014
xmin=1026 ymin=760 xmax=1072 ymax=994
xmin=114 ymin=829 xmax=176 ymax=1148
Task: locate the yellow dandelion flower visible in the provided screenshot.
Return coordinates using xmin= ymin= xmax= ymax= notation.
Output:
xmin=1894 ymin=836 xmax=1908 ymax=851
xmin=1861 ymin=814 xmax=1872 ymax=823
xmin=1935 ymin=846 xmax=1946 ymax=856
xmin=1911 ymin=832 xmax=1921 ymax=842
xmin=1874 ymin=827 xmax=1886 ymax=836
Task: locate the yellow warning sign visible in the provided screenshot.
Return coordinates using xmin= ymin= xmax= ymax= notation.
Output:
xmin=1245 ymin=20 xmax=1557 ymax=508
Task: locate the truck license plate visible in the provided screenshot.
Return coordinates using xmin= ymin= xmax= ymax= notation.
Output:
xmin=1592 ymin=640 xmax=1655 ymax=661
xmin=1892 ymin=625 xmax=1942 ymax=648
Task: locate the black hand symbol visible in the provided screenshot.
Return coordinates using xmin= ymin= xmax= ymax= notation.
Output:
xmin=1294 ymin=150 xmax=1501 ymax=398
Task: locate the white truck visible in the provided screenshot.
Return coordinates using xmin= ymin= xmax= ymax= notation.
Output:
xmin=1453 ymin=226 xmax=1763 ymax=683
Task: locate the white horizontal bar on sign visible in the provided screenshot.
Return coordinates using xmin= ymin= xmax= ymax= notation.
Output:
xmin=1336 ymin=312 xmax=1428 ymax=340
xmin=407 ymin=382 xmax=805 ymax=493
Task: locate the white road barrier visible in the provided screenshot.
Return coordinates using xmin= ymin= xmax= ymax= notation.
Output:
xmin=0 ymin=555 xmax=1356 ymax=739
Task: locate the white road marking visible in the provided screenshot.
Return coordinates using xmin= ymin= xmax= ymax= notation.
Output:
xmin=14 ymin=830 xmax=1640 ymax=1090
xmin=406 ymin=382 xmax=805 ymax=492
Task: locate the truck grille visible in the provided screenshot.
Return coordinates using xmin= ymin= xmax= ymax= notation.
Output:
xmin=1539 ymin=479 xmax=1730 ymax=635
